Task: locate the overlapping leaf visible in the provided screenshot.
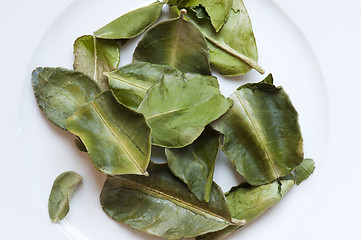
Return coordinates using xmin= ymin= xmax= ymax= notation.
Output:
xmin=294 ymin=158 xmax=315 ymax=185
xmin=66 ymin=90 xmax=151 ymax=175
xmin=212 ymin=74 xmax=304 ymax=185
xmin=137 ymin=73 xmax=231 ymax=148
xmin=32 ymin=67 xmax=101 ymax=129
xmin=100 ymin=163 xmax=238 ymax=239
xmin=133 ymin=11 xmax=211 ymax=75
xmin=106 ymin=62 xmax=182 ymax=109
xmin=94 ymin=1 xmax=164 ymax=39
xmin=73 ymin=35 xmax=120 ymax=90
xmin=165 ymin=126 xmax=220 ymax=202
xmin=48 ymin=171 xmax=82 ymax=223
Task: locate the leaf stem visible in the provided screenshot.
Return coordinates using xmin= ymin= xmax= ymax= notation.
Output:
xmin=206 ymin=37 xmax=265 ymax=74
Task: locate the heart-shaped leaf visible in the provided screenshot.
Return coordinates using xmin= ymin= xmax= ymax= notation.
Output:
xmin=137 ymin=73 xmax=231 ymax=148
xmin=48 ymin=171 xmax=82 ymax=223
xmin=212 ymin=74 xmax=304 ymax=185
xmin=66 ymin=90 xmax=151 ymax=175
xmin=73 ymin=35 xmax=120 ymax=90
xmin=32 ymin=67 xmax=101 ymax=130
xmin=165 ymin=126 xmax=220 ymax=202
xmin=133 ymin=11 xmax=212 ymax=75
xmin=106 ymin=62 xmax=182 ymax=109
xmin=100 ymin=163 xmax=238 ymax=239
xmin=94 ymin=1 xmax=164 ymax=39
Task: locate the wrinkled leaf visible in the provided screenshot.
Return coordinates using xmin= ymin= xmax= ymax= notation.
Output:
xmin=171 ymin=0 xmax=232 ymax=31
xmin=138 ymin=73 xmax=231 ymax=148
xmin=100 ymin=163 xmax=238 ymax=239
xmin=165 ymin=126 xmax=220 ymax=202
xmin=94 ymin=1 xmax=164 ymax=39
xmin=212 ymin=74 xmax=304 ymax=185
xmin=171 ymin=0 xmax=263 ymax=75
xmin=106 ymin=62 xmax=182 ymax=109
xmin=133 ymin=11 xmax=211 ymax=75
xmin=198 ymin=178 xmax=294 ymax=239
xmin=32 ymin=67 xmax=101 ymax=129
xmin=73 ymin=35 xmax=120 ymax=90
xmin=48 ymin=171 xmax=82 ymax=223
xmin=294 ymin=158 xmax=315 ymax=185
xmin=66 ymin=90 xmax=151 ymax=175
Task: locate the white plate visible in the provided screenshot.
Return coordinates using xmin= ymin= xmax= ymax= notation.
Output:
xmin=3 ymin=0 xmax=360 ymax=239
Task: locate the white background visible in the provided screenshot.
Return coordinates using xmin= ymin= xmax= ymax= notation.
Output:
xmin=1 ymin=0 xmax=361 ymax=239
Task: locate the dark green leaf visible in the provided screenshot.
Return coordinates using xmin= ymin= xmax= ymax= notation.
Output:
xmin=138 ymin=73 xmax=231 ymax=148
xmin=32 ymin=67 xmax=101 ymax=130
xmin=94 ymin=1 xmax=164 ymax=39
xmin=294 ymin=158 xmax=315 ymax=185
xmin=100 ymin=163 xmax=238 ymax=239
xmin=212 ymin=74 xmax=304 ymax=185
xmin=106 ymin=62 xmax=182 ymax=109
xmin=66 ymin=91 xmax=151 ymax=175
xmin=133 ymin=11 xmax=212 ymax=75
xmin=48 ymin=171 xmax=82 ymax=223
xmin=165 ymin=126 xmax=220 ymax=202
xmin=73 ymin=35 xmax=120 ymax=90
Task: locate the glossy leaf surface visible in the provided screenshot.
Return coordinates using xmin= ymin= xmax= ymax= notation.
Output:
xmin=198 ymin=178 xmax=294 ymax=239
xmin=32 ymin=67 xmax=101 ymax=129
xmin=138 ymin=73 xmax=231 ymax=148
xmin=212 ymin=74 xmax=304 ymax=185
xmin=165 ymin=126 xmax=220 ymax=202
xmin=73 ymin=35 xmax=120 ymax=90
xmin=48 ymin=171 xmax=82 ymax=223
xmin=133 ymin=12 xmax=211 ymax=75
xmin=106 ymin=62 xmax=182 ymax=109
xmin=294 ymin=158 xmax=315 ymax=185
xmin=94 ymin=1 xmax=163 ymax=39
xmin=171 ymin=0 xmax=262 ymax=75
xmin=100 ymin=163 xmax=236 ymax=239
xmin=66 ymin=91 xmax=151 ymax=175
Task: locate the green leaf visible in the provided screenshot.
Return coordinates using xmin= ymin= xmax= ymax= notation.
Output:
xmin=94 ymin=1 xmax=164 ymax=39
xmin=294 ymin=158 xmax=315 ymax=185
xmin=171 ymin=0 xmax=263 ymax=75
xmin=133 ymin=11 xmax=212 ymax=75
xmin=73 ymin=35 xmax=120 ymax=90
xmin=212 ymin=74 xmax=304 ymax=185
xmin=100 ymin=163 xmax=238 ymax=239
xmin=32 ymin=67 xmax=101 ymax=130
xmin=197 ymin=178 xmax=294 ymax=239
xmin=66 ymin=90 xmax=151 ymax=175
xmin=106 ymin=62 xmax=182 ymax=109
xmin=165 ymin=126 xmax=220 ymax=202
xmin=48 ymin=171 xmax=82 ymax=223
xmin=137 ymin=73 xmax=231 ymax=148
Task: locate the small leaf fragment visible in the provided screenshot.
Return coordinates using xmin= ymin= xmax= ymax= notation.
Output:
xmin=100 ymin=163 xmax=236 ymax=239
xmin=133 ymin=12 xmax=212 ymax=75
xmin=294 ymin=158 xmax=315 ymax=185
xmin=94 ymin=1 xmax=164 ymax=39
xmin=106 ymin=62 xmax=182 ymax=109
xmin=32 ymin=67 xmax=101 ymax=129
xmin=66 ymin=91 xmax=151 ymax=175
xmin=165 ymin=126 xmax=220 ymax=202
xmin=73 ymin=35 xmax=120 ymax=90
xmin=48 ymin=171 xmax=82 ymax=223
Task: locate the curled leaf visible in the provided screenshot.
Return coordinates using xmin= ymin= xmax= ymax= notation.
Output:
xmin=138 ymin=73 xmax=231 ymax=148
xmin=294 ymin=158 xmax=315 ymax=185
xmin=212 ymin=74 xmax=304 ymax=185
xmin=66 ymin=91 xmax=151 ymax=175
xmin=32 ymin=67 xmax=101 ymax=129
xmin=48 ymin=171 xmax=82 ymax=223
xmin=94 ymin=1 xmax=164 ymax=39
xmin=106 ymin=62 xmax=182 ymax=109
xmin=133 ymin=11 xmax=211 ymax=75
xmin=100 ymin=163 xmax=237 ymax=239
xmin=73 ymin=35 xmax=120 ymax=90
